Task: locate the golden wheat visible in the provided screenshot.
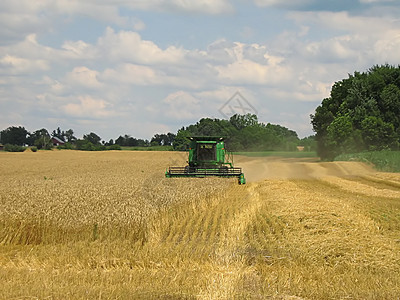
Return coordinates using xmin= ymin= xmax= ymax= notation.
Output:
xmin=0 ymin=150 xmax=231 ymax=246
xmin=1 ymin=151 xmax=400 ymax=299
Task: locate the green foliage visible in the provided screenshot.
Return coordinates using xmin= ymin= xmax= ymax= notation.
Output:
xmin=173 ymin=113 xmax=301 ymax=152
xmin=73 ymin=132 xmax=122 ymax=151
xmin=298 ymin=135 xmax=317 ymax=152
xmin=229 ymin=114 xmax=258 ymax=130
xmin=57 ymin=142 xmax=74 ymax=150
xmin=173 ymin=128 xmax=194 ymax=151
xmin=115 ymin=135 xmax=149 ymax=147
xmin=50 ymin=127 xmax=76 ymax=143
xmin=76 ymin=140 xmax=105 ymax=151
xmin=0 ymin=126 xmax=29 ymax=146
xmin=121 ymin=145 xmax=173 ymax=151
xmin=83 ymin=132 xmax=101 ymax=145
xmin=31 ymin=147 xmax=38 ymax=152
xmin=150 ymin=133 xmax=175 ymax=146
xmin=75 ymin=139 xmax=121 ymax=151
xmin=4 ymin=144 xmax=26 ymax=152
xmin=0 ymin=114 xmax=304 ymax=153
xmin=34 ymin=136 xmax=53 ymax=150
xmin=335 ymin=151 xmax=400 ymax=172
xmin=64 ymin=129 xmax=77 ymax=143
xmin=31 ymin=128 xmax=53 ymax=150
xmin=107 ymin=144 xmax=122 ymax=150
xmin=312 ymin=64 xmax=400 ymax=160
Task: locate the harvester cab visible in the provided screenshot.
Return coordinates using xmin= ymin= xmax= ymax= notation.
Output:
xmin=165 ymin=137 xmax=246 ymax=184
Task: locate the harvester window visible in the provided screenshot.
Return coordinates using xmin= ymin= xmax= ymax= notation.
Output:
xmin=197 ymin=144 xmax=216 ymax=161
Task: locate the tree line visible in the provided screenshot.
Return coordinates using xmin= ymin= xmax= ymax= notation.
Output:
xmin=173 ymin=114 xmax=314 ymax=151
xmin=311 ymin=64 xmax=400 ymax=160
xmin=0 ymin=115 xmax=314 ymax=152
xmin=0 ymin=127 xmax=177 ymax=151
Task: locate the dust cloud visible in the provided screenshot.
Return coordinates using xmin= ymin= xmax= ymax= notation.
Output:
xmin=234 ymin=156 xmax=375 ymax=183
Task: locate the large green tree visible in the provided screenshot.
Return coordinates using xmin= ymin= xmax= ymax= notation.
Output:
xmin=312 ymin=64 xmax=400 ymax=159
xmin=0 ymin=126 xmax=29 ymax=146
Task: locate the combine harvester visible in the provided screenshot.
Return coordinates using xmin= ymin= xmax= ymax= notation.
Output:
xmin=165 ymin=137 xmax=246 ymax=184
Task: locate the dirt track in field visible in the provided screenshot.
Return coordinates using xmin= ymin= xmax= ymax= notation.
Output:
xmin=235 ymin=155 xmax=376 ymax=182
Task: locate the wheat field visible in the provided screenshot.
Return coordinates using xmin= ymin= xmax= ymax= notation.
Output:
xmin=1 ymin=150 xmax=400 ymax=299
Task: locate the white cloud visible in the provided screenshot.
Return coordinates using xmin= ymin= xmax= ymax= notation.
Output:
xmin=196 ymin=87 xmax=246 ymax=103
xmin=302 ymin=35 xmax=362 ymax=63
xmin=212 ymin=42 xmax=290 ymax=86
xmin=288 ymin=11 xmax=389 ymax=35
xmin=359 ymin=0 xmax=394 ymax=3
xmin=101 ymin=64 xmax=161 ymax=86
xmin=0 ymin=55 xmax=49 ymax=75
xmin=61 ymin=40 xmax=97 ymax=60
xmin=0 ymin=0 xmax=231 ymax=44
xmin=254 ymin=0 xmax=312 ymax=8
xmin=287 ymin=11 xmax=400 ymax=65
xmin=97 ymin=27 xmax=185 ymax=65
xmin=2 ymin=0 xmax=400 ymax=141
xmin=63 ymin=96 xmax=114 ymax=118
xmin=161 ymin=91 xmax=201 ymax=120
xmin=65 ymin=67 xmax=102 ymax=89
xmin=373 ymin=29 xmax=400 ymax=61
xmin=123 ymin=0 xmax=233 ymax=14
xmin=216 ymin=59 xmax=288 ymax=85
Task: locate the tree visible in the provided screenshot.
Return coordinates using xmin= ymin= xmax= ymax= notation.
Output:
xmin=299 ymin=135 xmax=317 ymax=152
xmin=51 ymin=127 xmax=65 ymax=141
xmin=83 ymin=132 xmax=101 ymax=145
xmin=312 ymin=64 xmax=400 ymax=159
xmin=0 ymin=126 xmax=29 ymax=146
xmin=325 ymin=114 xmax=360 ymax=157
xmin=381 ymin=84 xmax=400 ymax=129
xmin=361 ymin=117 xmax=397 ymax=151
xmin=151 ymin=133 xmax=176 ymax=146
xmin=64 ymin=129 xmax=77 ymax=143
xmin=167 ymin=132 xmax=176 ymax=146
xmin=115 ymin=135 xmax=125 ymax=146
xmin=173 ymin=127 xmax=192 ymax=150
xmin=229 ymin=113 xmax=258 ymax=130
xmin=172 ymin=115 xmax=299 ymax=152
xmin=31 ymin=128 xmax=53 ymax=150
xmin=151 ymin=134 xmax=164 ymax=146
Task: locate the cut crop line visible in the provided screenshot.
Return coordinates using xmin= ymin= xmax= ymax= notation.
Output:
xmin=360 ymin=175 xmax=400 ymax=190
xmin=199 ymin=183 xmax=264 ymax=299
xmin=321 ymin=176 xmax=400 ymax=199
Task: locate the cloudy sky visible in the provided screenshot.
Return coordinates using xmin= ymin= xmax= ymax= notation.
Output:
xmin=1 ymin=0 xmax=400 ymax=141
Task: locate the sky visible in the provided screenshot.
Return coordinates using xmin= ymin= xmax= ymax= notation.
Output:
xmin=1 ymin=0 xmax=400 ymax=141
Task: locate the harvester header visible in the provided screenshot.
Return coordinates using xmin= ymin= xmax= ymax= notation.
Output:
xmin=165 ymin=136 xmax=246 ymax=184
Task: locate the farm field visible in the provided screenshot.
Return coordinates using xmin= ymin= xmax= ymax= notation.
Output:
xmin=1 ymin=150 xmax=400 ymax=299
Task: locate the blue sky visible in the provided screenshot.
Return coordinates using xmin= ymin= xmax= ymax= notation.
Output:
xmin=1 ymin=0 xmax=400 ymax=141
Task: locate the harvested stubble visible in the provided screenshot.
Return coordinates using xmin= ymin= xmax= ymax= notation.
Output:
xmin=1 ymin=151 xmax=400 ymax=299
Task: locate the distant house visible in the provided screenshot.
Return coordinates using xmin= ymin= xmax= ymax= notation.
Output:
xmin=296 ymin=146 xmax=305 ymax=152
xmin=0 ymin=143 xmax=3 ymax=150
xmin=51 ymin=137 xmax=65 ymax=147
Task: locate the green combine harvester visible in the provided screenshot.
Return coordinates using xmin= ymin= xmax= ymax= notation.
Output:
xmin=165 ymin=137 xmax=246 ymax=184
